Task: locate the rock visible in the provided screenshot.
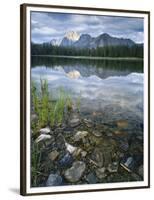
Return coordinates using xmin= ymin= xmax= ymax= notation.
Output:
xmin=46 ymin=174 xmax=63 ymax=186
xmin=40 ymin=127 xmax=51 ymax=134
xmin=81 ymin=151 xmax=87 ymax=157
xmin=64 ymin=161 xmax=86 ymax=183
xmin=138 ymin=165 xmax=143 ymax=177
xmin=74 ymin=131 xmax=89 ymax=142
xmin=86 ymin=173 xmax=97 ymax=184
xmin=56 ymin=134 xmax=66 ymax=150
xmin=95 ymin=167 xmax=107 ymax=179
xmin=70 ymin=118 xmax=80 ymax=128
xmin=107 ymin=162 xmax=118 ymax=173
xmin=92 ymin=130 xmax=102 ymax=137
xmin=73 ymin=148 xmax=82 ymax=157
xmin=49 ymin=150 xmax=59 ymax=161
xmin=59 ymin=152 xmax=73 ymax=167
xmin=55 ymin=127 xmax=64 ymax=134
xmin=120 ymin=156 xmax=135 ymax=172
xmin=65 ymin=142 xmax=77 ymax=154
xmin=106 ymin=132 xmax=113 ymax=137
xmin=91 ymin=145 xmax=113 ymax=168
xmin=91 ymin=148 xmax=104 ymax=167
xmin=83 ymin=119 xmax=93 ymax=128
xmin=119 ymin=139 xmax=129 ymax=151
xmin=35 ymin=134 xmax=52 ymax=143
xmin=114 ymin=130 xmax=128 ymax=136
xmin=117 ymin=120 xmax=128 ymax=128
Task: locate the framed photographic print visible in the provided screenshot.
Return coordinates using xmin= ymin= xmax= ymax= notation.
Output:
xmin=20 ymin=3 xmax=150 ymax=196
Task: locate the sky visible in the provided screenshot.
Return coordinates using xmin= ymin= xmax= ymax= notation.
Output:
xmin=31 ymin=11 xmax=144 ymax=44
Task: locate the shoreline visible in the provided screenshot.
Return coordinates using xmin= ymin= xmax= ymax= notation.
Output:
xmin=32 ymin=55 xmax=143 ymax=61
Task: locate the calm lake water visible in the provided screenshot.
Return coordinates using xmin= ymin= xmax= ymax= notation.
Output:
xmin=31 ymin=56 xmax=143 ymax=127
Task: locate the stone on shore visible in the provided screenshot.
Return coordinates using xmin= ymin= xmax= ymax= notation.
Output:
xmin=46 ymin=174 xmax=62 ymax=186
xmin=64 ymin=161 xmax=86 ymax=183
xmin=49 ymin=150 xmax=59 ymax=161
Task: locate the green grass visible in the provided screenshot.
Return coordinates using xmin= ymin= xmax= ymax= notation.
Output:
xmin=31 ymin=143 xmax=41 ymax=187
xmin=31 ymin=80 xmax=78 ymax=129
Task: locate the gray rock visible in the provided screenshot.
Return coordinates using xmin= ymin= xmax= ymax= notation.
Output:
xmin=65 ymin=142 xmax=77 ymax=154
xmin=106 ymin=132 xmax=113 ymax=137
xmin=46 ymin=174 xmax=62 ymax=186
xmin=74 ymin=131 xmax=89 ymax=142
xmin=64 ymin=161 xmax=86 ymax=182
xmin=70 ymin=118 xmax=80 ymax=127
xmin=56 ymin=134 xmax=66 ymax=150
xmin=92 ymin=130 xmax=102 ymax=137
xmin=107 ymin=162 xmax=118 ymax=173
xmin=81 ymin=151 xmax=87 ymax=157
xmin=72 ymin=148 xmax=82 ymax=157
xmin=40 ymin=127 xmax=51 ymax=135
xmin=95 ymin=167 xmax=107 ymax=179
xmin=49 ymin=150 xmax=59 ymax=161
xmin=86 ymin=173 xmax=97 ymax=184
xmin=84 ymin=119 xmax=93 ymax=128
xmin=91 ymin=148 xmax=104 ymax=167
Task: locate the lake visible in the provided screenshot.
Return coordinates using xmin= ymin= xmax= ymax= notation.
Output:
xmin=31 ymin=56 xmax=144 ymax=185
xmin=31 ymin=56 xmax=143 ymax=124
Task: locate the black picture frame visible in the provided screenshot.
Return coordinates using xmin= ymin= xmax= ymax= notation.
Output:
xmin=20 ymin=3 xmax=150 ymax=196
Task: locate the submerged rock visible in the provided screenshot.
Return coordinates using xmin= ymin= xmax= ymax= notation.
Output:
xmin=59 ymin=152 xmax=73 ymax=167
xmin=117 ymin=120 xmax=128 ymax=128
xmin=74 ymin=131 xmax=89 ymax=142
xmin=64 ymin=161 xmax=86 ymax=183
xmin=49 ymin=150 xmax=59 ymax=161
xmin=92 ymin=130 xmax=102 ymax=137
xmin=86 ymin=173 xmax=98 ymax=184
xmin=107 ymin=162 xmax=118 ymax=173
xmin=95 ymin=167 xmax=107 ymax=179
xmin=91 ymin=145 xmax=113 ymax=168
xmin=70 ymin=118 xmax=80 ymax=127
xmin=81 ymin=151 xmax=87 ymax=157
xmin=120 ymin=156 xmax=135 ymax=172
xmin=91 ymin=148 xmax=104 ymax=167
xmin=83 ymin=119 xmax=93 ymax=128
xmin=56 ymin=134 xmax=66 ymax=150
xmin=46 ymin=174 xmax=63 ymax=186
xmin=72 ymin=148 xmax=82 ymax=157
xmin=119 ymin=139 xmax=129 ymax=152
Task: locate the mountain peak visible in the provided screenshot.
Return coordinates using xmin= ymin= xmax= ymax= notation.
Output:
xmin=64 ymin=31 xmax=80 ymax=41
xmin=50 ymin=39 xmax=60 ymax=46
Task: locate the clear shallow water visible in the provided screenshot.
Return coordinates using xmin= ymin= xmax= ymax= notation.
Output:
xmin=31 ymin=56 xmax=143 ymax=124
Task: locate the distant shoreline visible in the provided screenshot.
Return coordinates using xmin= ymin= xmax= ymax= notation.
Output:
xmin=32 ymin=55 xmax=143 ymax=61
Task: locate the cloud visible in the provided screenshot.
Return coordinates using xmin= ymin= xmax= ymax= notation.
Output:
xmin=31 ymin=11 xmax=144 ymax=44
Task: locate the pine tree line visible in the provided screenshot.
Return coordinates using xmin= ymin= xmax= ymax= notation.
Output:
xmin=31 ymin=42 xmax=143 ymax=58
